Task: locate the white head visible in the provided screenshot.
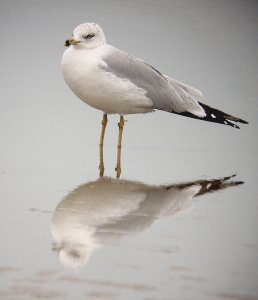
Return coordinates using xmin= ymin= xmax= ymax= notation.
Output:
xmin=65 ymin=23 xmax=106 ymax=49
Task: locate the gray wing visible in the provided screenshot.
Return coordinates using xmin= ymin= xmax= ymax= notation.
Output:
xmin=101 ymin=46 xmax=205 ymax=117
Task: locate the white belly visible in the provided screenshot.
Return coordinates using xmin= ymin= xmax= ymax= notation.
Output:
xmin=61 ymin=46 xmax=153 ymax=114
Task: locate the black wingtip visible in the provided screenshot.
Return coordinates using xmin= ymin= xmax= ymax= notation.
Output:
xmin=224 ymin=120 xmax=240 ymax=129
xmin=196 ymin=103 xmax=248 ymax=129
xmin=224 ymin=114 xmax=249 ymax=125
xmin=239 ymin=119 xmax=249 ymax=124
xmin=171 ymin=101 xmax=248 ymax=129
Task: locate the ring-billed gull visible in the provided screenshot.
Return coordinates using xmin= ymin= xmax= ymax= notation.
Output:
xmin=61 ymin=23 xmax=248 ymax=177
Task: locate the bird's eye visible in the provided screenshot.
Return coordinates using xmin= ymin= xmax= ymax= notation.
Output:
xmin=84 ymin=34 xmax=94 ymax=39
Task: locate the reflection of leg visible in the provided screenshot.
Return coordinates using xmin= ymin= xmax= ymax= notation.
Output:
xmin=116 ymin=115 xmax=124 ymax=179
xmin=99 ymin=114 xmax=108 ymax=177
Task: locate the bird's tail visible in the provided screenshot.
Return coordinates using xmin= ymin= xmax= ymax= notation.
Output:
xmin=174 ymin=102 xmax=248 ymax=129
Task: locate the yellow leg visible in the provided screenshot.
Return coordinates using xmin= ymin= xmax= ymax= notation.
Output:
xmin=116 ymin=116 xmax=124 ymax=179
xmin=99 ymin=114 xmax=107 ymax=177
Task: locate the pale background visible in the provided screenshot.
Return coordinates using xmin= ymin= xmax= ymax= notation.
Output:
xmin=0 ymin=0 xmax=257 ymax=299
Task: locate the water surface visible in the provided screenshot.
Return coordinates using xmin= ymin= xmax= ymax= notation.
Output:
xmin=0 ymin=0 xmax=257 ymax=299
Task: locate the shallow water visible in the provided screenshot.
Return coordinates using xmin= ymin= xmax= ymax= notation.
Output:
xmin=0 ymin=0 xmax=258 ymax=299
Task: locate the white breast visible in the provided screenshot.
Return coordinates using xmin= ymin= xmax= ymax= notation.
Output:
xmin=61 ymin=45 xmax=153 ymax=114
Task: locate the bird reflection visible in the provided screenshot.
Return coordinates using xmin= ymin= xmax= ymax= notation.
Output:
xmin=51 ymin=175 xmax=243 ymax=268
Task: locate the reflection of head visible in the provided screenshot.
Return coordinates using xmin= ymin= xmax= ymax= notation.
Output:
xmin=51 ymin=218 xmax=98 ymax=268
xmin=53 ymin=240 xmax=93 ymax=268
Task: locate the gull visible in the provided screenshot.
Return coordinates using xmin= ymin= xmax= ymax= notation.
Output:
xmin=61 ymin=23 xmax=248 ymax=177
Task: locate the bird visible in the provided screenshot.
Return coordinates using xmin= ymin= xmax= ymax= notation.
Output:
xmin=61 ymin=23 xmax=248 ymax=177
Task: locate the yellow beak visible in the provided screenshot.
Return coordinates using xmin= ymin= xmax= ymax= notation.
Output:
xmin=64 ymin=37 xmax=80 ymax=47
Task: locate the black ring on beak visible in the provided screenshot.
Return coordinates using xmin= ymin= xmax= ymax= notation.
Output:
xmin=65 ymin=39 xmax=70 ymax=47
